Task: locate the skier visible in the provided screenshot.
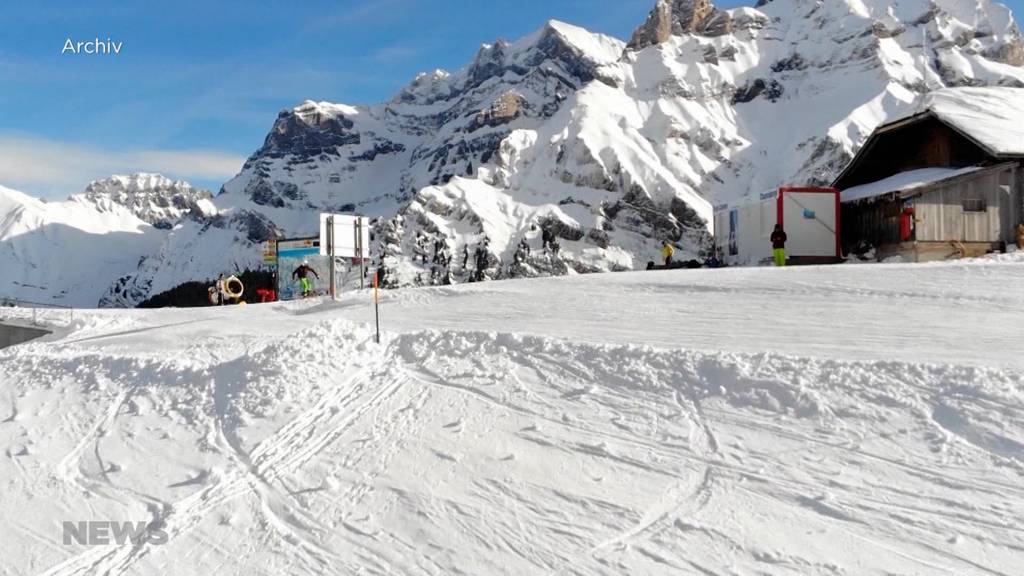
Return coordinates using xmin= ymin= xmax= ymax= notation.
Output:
xmin=292 ymin=260 xmax=320 ymax=298
xmin=661 ymin=241 xmax=675 ymax=267
xmin=461 ymin=245 xmax=470 ymax=270
xmin=771 ymin=224 xmax=787 ymax=267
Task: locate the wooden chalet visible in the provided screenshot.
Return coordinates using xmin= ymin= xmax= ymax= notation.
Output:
xmin=833 ymin=87 xmax=1024 ymax=261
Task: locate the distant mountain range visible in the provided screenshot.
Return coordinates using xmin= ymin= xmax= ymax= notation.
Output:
xmin=3 ymin=0 xmax=1024 ymax=307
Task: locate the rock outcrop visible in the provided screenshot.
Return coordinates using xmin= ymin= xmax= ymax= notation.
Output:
xmin=627 ymin=0 xmax=732 ymax=50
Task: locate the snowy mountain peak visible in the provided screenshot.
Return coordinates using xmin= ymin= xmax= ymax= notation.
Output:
xmin=390 ymin=22 xmax=623 ymax=108
xmin=394 ymin=69 xmax=454 ymax=104
xmin=254 ymin=100 xmax=364 ymax=163
xmin=537 ymin=19 xmax=627 ymax=64
xmin=220 ymin=18 xmax=633 ymax=215
xmin=461 ymin=20 xmax=625 ymax=95
xmin=291 ymin=100 xmax=361 ymax=121
xmin=78 ymin=173 xmax=214 ymax=229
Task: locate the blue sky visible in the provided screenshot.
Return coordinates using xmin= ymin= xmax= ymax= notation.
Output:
xmin=0 ymin=0 xmax=1020 ymax=197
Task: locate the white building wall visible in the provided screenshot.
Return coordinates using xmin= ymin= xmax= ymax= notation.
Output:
xmin=715 ymin=196 xmax=775 ymax=266
xmin=782 ymin=192 xmax=838 ymax=257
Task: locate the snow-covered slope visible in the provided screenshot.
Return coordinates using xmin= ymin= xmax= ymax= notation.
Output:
xmin=0 ymin=184 xmax=162 ymax=307
xmin=5 ymin=0 xmax=1024 ymax=305
xmin=2 ymin=256 xmax=1023 ymax=575
xmin=0 ymin=174 xmax=223 ymax=307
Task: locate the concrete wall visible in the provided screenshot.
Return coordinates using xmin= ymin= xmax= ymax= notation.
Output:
xmin=0 ymin=323 xmax=50 ymax=349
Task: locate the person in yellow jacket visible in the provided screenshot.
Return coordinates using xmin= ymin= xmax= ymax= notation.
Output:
xmin=661 ymin=241 xmax=675 ymax=267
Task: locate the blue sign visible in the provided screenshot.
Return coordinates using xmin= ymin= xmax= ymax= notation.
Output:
xmin=803 ymin=209 xmax=816 ymax=219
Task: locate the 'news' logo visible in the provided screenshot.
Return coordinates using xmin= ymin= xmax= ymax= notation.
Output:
xmin=62 ymin=521 xmax=169 ymax=546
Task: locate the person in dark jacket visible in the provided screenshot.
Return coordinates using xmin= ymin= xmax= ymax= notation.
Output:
xmin=770 ymin=224 xmax=788 ymax=267
xmin=292 ymin=260 xmax=320 ymax=297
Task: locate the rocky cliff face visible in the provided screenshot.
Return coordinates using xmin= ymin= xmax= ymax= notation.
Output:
xmin=7 ymin=0 xmax=1023 ymax=306
xmin=79 ymin=173 xmax=214 ymax=229
xmin=628 ymin=0 xmax=732 ymax=49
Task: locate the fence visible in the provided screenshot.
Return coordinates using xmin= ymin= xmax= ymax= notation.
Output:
xmin=0 ymin=297 xmax=75 ymax=327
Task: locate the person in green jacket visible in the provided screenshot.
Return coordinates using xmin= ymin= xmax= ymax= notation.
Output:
xmin=771 ymin=224 xmax=787 ymax=267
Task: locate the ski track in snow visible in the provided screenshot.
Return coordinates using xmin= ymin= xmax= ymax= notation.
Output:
xmin=1 ymin=263 xmax=1024 ymax=575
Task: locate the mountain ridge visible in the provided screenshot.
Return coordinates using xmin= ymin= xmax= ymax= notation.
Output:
xmin=3 ymin=0 xmax=1024 ymax=306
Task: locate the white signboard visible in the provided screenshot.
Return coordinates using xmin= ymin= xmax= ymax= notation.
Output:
xmin=319 ymin=214 xmax=370 ymax=259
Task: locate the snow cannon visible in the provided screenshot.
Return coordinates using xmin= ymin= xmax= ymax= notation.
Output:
xmin=224 ymin=276 xmax=245 ymax=302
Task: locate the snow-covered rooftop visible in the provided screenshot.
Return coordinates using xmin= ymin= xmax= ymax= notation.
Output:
xmin=841 ymin=166 xmax=983 ymax=203
xmin=905 ymin=88 xmax=1024 ymax=157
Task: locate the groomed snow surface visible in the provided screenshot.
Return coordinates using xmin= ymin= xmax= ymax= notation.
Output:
xmin=2 ymin=256 xmax=1024 ymax=575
